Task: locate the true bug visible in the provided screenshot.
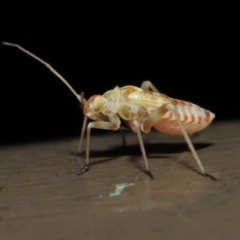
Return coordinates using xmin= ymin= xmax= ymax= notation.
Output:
xmin=3 ymin=42 xmax=215 ymax=179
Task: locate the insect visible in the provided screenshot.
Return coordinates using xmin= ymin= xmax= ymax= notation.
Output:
xmin=3 ymin=42 xmax=215 ymax=180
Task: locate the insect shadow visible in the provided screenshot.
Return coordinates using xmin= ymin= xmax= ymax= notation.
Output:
xmin=77 ymin=142 xmax=214 ymax=178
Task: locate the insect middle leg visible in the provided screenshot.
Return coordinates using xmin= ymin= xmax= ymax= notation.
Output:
xmin=131 ymin=119 xmax=154 ymax=179
xmin=77 ymin=117 xmax=153 ymax=179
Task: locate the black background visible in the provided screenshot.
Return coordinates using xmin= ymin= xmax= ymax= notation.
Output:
xmin=1 ymin=3 xmax=239 ymax=144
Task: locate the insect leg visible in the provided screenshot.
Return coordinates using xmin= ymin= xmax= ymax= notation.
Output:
xmin=141 ymin=81 xmax=202 ymax=141
xmin=119 ymin=127 xmax=127 ymax=146
xmin=142 ymin=103 xmax=207 ymax=176
xmin=74 ymin=114 xmax=126 ymax=156
xmin=73 ymin=116 xmax=88 ymax=155
xmin=77 ymin=121 xmax=119 ymax=175
xmin=132 ymin=120 xmax=154 ymax=179
xmin=141 ymin=80 xmax=160 ymax=93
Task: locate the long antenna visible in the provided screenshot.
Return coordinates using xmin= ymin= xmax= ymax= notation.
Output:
xmin=2 ymin=41 xmax=83 ymax=103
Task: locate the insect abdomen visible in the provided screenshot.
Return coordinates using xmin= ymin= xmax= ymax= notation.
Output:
xmin=153 ymin=99 xmax=215 ymax=135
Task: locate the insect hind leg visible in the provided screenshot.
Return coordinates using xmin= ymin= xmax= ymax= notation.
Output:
xmin=141 ymin=80 xmax=160 ymax=93
xmin=142 ymin=103 xmax=214 ymax=178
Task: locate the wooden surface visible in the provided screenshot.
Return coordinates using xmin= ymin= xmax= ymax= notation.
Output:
xmin=0 ymin=121 xmax=240 ymax=240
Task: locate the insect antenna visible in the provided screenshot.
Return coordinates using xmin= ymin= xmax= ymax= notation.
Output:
xmin=80 ymin=91 xmax=89 ymax=108
xmin=2 ymin=41 xmax=87 ymax=105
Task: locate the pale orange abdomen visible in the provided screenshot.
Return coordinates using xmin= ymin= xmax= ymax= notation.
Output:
xmin=153 ymin=99 xmax=215 ymax=135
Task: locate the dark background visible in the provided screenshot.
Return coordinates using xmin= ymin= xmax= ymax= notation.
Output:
xmin=1 ymin=3 xmax=239 ymax=144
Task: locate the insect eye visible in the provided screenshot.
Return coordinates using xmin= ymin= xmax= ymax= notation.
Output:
xmin=93 ymin=96 xmax=105 ymax=111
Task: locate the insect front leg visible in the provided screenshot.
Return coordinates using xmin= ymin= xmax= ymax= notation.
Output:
xmin=77 ymin=119 xmax=120 ymax=175
xmin=74 ymin=114 xmax=126 ymax=157
xmin=142 ymin=103 xmax=214 ymax=179
xmin=71 ymin=116 xmax=88 ymax=156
